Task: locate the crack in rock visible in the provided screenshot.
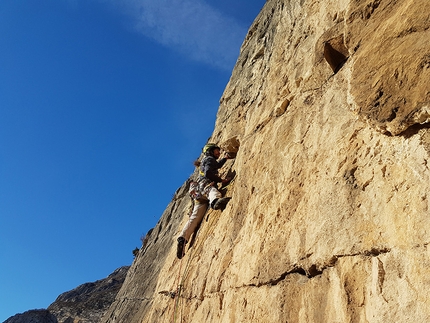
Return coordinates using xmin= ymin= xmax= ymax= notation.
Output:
xmin=251 ymin=247 xmax=391 ymax=287
xmin=158 ymin=248 xmax=393 ymax=303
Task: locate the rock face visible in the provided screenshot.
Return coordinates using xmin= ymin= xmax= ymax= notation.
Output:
xmin=47 ymin=266 xmax=129 ymax=323
xmin=102 ymin=0 xmax=430 ymax=322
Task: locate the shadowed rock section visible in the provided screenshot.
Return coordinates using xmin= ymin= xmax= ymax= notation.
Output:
xmin=48 ymin=266 xmax=129 ymax=323
xmin=323 ymin=35 xmax=348 ymax=73
xmin=4 ymin=310 xmax=57 ymax=323
xmin=3 ymin=267 xmax=129 ymax=323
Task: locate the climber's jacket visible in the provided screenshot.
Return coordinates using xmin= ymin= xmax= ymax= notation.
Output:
xmin=199 ymin=155 xmax=227 ymax=184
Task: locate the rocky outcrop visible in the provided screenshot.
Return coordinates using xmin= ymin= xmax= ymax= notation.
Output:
xmin=3 ymin=267 xmax=128 ymax=323
xmin=47 ymin=266 xmax=129 ymax=323
xmin=103 ymin=0 xmax=430 ymax=322
xmin=4 ymin=310 xmax=57 ymax=323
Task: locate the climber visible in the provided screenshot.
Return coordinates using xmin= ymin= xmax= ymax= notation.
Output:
xmin=176 ymin=143 xmax=233 ymax=259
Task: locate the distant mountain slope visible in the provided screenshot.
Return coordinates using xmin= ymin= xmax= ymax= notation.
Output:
xmin=3 ymin=266 xmax=129 ymax=323
xmin=4 ymin=309 xmax=57 ymax=323
xmin=47 ymin=266 xmax=129 ymax=323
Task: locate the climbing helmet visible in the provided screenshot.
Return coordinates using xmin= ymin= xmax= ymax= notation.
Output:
xmin=202 ymin=143 xmax=220 ymax=155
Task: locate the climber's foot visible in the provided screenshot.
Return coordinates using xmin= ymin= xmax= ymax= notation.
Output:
xmin=177 ymin=237 xmax=186 ymax=259
xmin=212 ymin=197 xmax=231 ymax=210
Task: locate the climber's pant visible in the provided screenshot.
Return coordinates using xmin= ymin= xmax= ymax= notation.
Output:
xmin=179 ymin=185 xmax=222 ymax=242
xmin=180 ymin=200 xmax=209 ymax=242
xmin=206 ymin=186 xmax=222 ymax=205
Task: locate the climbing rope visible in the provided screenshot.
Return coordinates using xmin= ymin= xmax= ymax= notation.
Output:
xmin=171 ymin=252 xmax=184 ymax=322
xmin=170 ymin=206 xmax=223 ymax=323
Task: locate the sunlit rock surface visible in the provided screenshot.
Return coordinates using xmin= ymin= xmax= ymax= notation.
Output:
xmin=103 ymin=0 xmax=430 ymax=322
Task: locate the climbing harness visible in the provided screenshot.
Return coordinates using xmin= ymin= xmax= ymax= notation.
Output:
xmin=188 ymin=181 xmax=202 ymax=200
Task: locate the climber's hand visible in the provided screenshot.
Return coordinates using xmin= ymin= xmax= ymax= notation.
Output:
xmin=222 ymin=177 xmax=231 ymax=184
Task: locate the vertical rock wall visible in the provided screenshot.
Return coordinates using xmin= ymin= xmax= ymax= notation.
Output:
xmin=103 ymin=0 xmax=430 ymax=322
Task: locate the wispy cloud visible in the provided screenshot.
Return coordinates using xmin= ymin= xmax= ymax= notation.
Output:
xmin=108 ymin=0 xmax=248 ymax=70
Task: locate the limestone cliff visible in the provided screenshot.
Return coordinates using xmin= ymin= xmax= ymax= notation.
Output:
xmin=102 ymin=0 xmax=430 ymax=322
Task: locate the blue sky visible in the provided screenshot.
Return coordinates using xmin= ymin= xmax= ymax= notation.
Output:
xmin=0 ymin=0 xmax=265 ymax=320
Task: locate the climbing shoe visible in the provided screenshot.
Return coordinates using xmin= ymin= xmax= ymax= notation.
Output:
xmin=212 ymin=197 xmax=231 ymax=210
xmin=177 ymin=237 xmax=186 ymax=259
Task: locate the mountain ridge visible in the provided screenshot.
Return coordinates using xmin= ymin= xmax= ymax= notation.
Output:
xmin=3 ymin=266 xmax=129 ymax=323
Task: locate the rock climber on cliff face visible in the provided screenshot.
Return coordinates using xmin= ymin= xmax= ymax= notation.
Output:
xmin=176 ymin=143 xmax=233 ymax=259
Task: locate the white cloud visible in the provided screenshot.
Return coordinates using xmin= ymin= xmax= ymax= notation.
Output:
xmin=109 ymin=0 xmax=248 ymax=70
